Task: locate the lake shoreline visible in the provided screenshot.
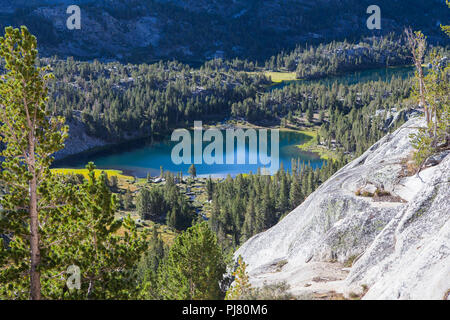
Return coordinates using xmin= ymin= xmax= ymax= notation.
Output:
xmin=53 ymin=126 xmax=325 ymax=178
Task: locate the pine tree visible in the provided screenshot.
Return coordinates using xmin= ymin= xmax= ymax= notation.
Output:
xmin=289 ymin=176 xmax=303 ymax=209
xmin=0 ymin=26 xmax=68 ymax=300
xmin=0 ymin=27 xmax=147 ymax=299
xmin=135 ymin=227 xmax=166 ymax=299
xmin=123 ymin=188 xmax=134 ymax=210
xmin=166 ymin=207 xmax=177 ymax=229
xmin=254 ymin=201 xmax=266 ymax=234
xmin=225 ymin=256 xmax=253 ymax=300
xmin=59 ymin=163 xmax=148 ymax=299
xmin=277 ymin=174 xmax=289 ymax=214
xmin=108 ymin=175 xmax=118 ymax=191
xmin=319 ymin=110 xmax=325 ymax=123
xmin=306 ymin=107 xmax=314 ymax=124
xmin=406 ymin=23 xmax=450 ymax=167
xmin=136 ymin=188 xmax=152 ymax=220
xmin=206 ymin=176 xmax=214 ymax=201
xmin=188 ymin=164 xmax=197 ymax=179
xmin=158 ymin=222 xmax=225 ymax=300
xmin=241 ymin=200 xmax=256 ymax=241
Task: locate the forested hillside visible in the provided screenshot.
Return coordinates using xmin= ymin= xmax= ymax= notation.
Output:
xmin=46 ymin=58 xmax=268 ymax=140
xmin=41 ymin=36 xmax=432 ymax=146
xmin=265 ymin=35 xmax=411 ymax=79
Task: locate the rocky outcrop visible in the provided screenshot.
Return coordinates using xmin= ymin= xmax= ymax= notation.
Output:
xmin=235 ymin=116 xmax=450 ymax=300
xmin=54 ymin=118 xmax=108 ymax=160
xmin=346 ymin=155 xmax=450 ymax=300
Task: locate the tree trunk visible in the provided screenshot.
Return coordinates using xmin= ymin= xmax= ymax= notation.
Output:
xmin=29 ymin=172 xmax=41 ymax=300
xmin=416 ymin=64 xmax=429 ymax=124
xmin=28 ymin=132 xmax=41 ymax=300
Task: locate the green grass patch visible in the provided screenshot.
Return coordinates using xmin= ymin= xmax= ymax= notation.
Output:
xmin=264 ymin=71 xmax=298 ymax=83
xmin=52 ymin=168 xmax=133 ymax=180
xmin=294 ymin=129 xmax=338 ymax=161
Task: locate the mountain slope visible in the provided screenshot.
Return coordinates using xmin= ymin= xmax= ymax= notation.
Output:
xmin=235 ymin=116 xmax=450 ymax=299
xmin=0 ymin=0 xmax=448 ymax=63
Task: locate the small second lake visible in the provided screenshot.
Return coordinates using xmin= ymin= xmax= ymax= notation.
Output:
xmin=269 ymin=66 xmax=415 ymax=90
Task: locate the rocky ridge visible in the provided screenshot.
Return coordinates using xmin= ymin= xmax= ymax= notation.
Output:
xmin=54 ymin=118 xmax=109 ymax=160
xmin=235 ymin=116 xmax=450 ymax=300
xmin=0 ymin=0 xmax=448 ymax=63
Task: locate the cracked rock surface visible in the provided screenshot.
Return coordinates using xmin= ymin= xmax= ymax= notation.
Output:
xmin=235 ymin=117 xmax=450 ymax=300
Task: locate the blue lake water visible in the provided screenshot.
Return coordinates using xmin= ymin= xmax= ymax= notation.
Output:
xmin=55 ymin=130 xmax=325 ymax=178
